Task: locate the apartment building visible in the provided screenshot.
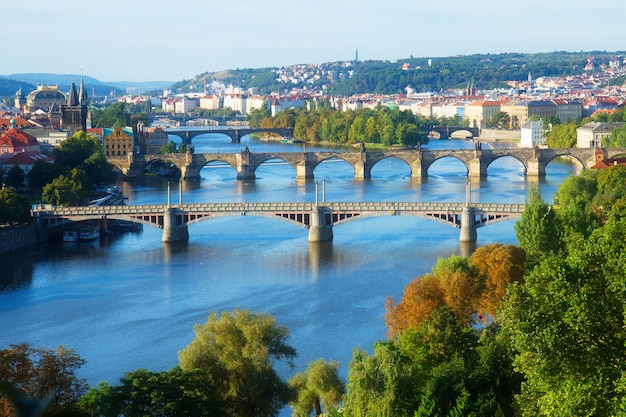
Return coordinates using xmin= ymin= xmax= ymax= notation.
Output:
xmin=464 ymin=101 xmax=501 ymax=128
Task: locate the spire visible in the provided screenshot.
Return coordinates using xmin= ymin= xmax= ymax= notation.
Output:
xmin=79 ymin=72 xmax=87 ymax=105
xmin=68 ymin=82 xmax=79 ymax=106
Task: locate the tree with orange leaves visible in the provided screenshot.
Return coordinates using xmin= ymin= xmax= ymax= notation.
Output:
xmin=470 ymin=243 xmax=526 ymax=319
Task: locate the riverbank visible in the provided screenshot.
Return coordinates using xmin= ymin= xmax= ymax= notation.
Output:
xmin=0 ymin=223 xmax=44 ymax=255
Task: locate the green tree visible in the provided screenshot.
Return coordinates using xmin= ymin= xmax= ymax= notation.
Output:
xmin=553 ymin=169 xmax=597 ymax=207
xmin=53 ymin=131 xmax=105 ymax=173
xmin=4 ymin=164 xmax=25 ymax=189
xmin=178 ymin=308 xmax=296 ymax=417
xmin=0 ymin=344 xmax=87 ymax=417
xmin=40 ymin=166 xmax=94 ymax=206
xmin=78 ymin=367 xmax=224 ymax=417
xmin=514 ymin=185 xmax=563 ymax=266
xmin=91 ymin=102 xmax=131 ymax=128
xmin=501 ymin=216 xmax=626 ymax=416
xmin=485 ymin=111 xmax=510 ymax=129
xmin=289 ymin=359 xmax=345 ymax=417
xmin=159 ymin=141 xmax=178 ymax=154
xmin=27 ymin=160 xmax=58 ymax=191
xmin=545 ymin=123 xmax=577 ymax=148
xmin=0 ymin=187 xmax=31 ymax=224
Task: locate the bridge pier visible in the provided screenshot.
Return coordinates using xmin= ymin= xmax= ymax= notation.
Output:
xmin=468 ymin=156 xmax=487 ymax=177
xmin=459 ymin=207 xmax=477 ymax=242
xmin=162 ymin=208 xmax=189 ymax=243
xmin=308 ymin=206 xmax=333 ymax=242
xmin=527 ymin=158 xmax=546 ymax=178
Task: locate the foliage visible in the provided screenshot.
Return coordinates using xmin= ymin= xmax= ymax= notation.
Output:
xmin=500 ymin=216 xmax=626 ymax=416
xmin=288 ymin=359 xmax=345 ymax=417
xmin=91 ymin=102 xmax=131 ymax=128
xmin=262 ymin=106 xmax=429 ymax=146
xmin=0 ymin=187 xmax=31 ymax=224
xmin=0 ymin=344 xmax=87 ymax=417
xmin=78 ymin=367 xmax=224 ymax=417
xmin=603 ymin=124 xmax=626 ymax=147
xmin=344 ymin=307 xmax=521 ymax=417
xmin=178 ymin=308 xmax=296 ymax=417
xmin=484 ymin=111 xmax=511 ymax=129
xmin=470 ymin=243 xmax=526 ymax=319
xmin=27 ymin=160 xmax=59 ymax=191
xmin=593 ymin=165 xmax=626 ymax=212
xmin=41 ymin=168 xmax=90 ymax=206
xmin=545 ymin=123 xmax=578 ymax=148
xmin=553 ymin=169 xmax=597 ymax=207
xmin=514 ymin=185 xmax=563 ymax=267
xmin=52 ymin=132 xmax=103 ymax=171
xmin=4 ymin=165 xmax=26 ymax=189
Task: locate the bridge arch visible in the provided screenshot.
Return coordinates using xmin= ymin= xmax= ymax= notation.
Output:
xmin=483 ymin=154 xmax=528 ymax=175
xmin=369 ymin=156 xmax=412 ymax=178
xmin=249 ymin=156 xmax=298 ymax=177
xmin=311 ymin=156 xmax=356 ymax=177
xmin=425 ymin=155 xmax=471 ymax=176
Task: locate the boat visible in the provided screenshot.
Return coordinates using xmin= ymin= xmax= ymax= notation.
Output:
xmin=62 ymin=231 xmax=78 ymax=242
xmin=79 ymin=227 xmax=100 ymax=241
xmin=108 ymin=220 xmax=143 ymax=232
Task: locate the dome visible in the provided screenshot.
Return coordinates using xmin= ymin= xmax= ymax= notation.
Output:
xmin=27 ymin=86 xmax=66 ymax=102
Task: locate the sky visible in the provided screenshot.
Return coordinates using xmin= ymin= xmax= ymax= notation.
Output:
xmin=2 ymin=0 xmax=626 ymax=82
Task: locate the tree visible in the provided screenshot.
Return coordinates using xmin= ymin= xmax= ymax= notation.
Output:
xmin=4 ymin=164 xmax=26 ymax=189
xmin=52 ymin=132 xmax=103 ymax=172
xmin=485 ymin=111 xmax=510 ymax=129
xmin=0 ymin=344 xmax=87 ymax=417
xmin=500 ymin=216 xmax=626 ymax=416
xmin=288 ymin=359 xmax=345 ymax=417
xmin=469 ymin=243 xmax=526 ymax=319
xmin=514 ymin=185 xmax=563 ymax=266
xmin=0 ymin=187 xmax=31 ymax=224
xmin=42 ymin=174 xmax=82 ymax=206
xmin=27 ymin=160 xmax=58 ymax=191
xmin=91 ymin=102 xmax=131 ymax=128
xmin=78 ymin=367 xmax=224 ymax=417
xmin=545 ymin=123 xmax=577 ymax=148
xmin=178 ymin=309 xmax=296 ymax=417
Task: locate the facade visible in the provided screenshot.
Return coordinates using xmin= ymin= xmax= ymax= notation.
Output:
xmin=103 ymin=127 xmax=134 ymax=157
xmin=500 ymin=101 xmax=529 ymax=128
xmin=576 ymin=122 xmax=625 ymax=148
xmin=519 ymin=119 xmax=544 ymax=148
xmin=527 ymin=100 xmax=557 ymax=120
xmin=26 ymin=85 xmax=66 ymax=113
xmin=553 ymin=99 xmax=583 ymax=121
xmin=61 ymin=78 xmax=89 ymax=133
xmin=138 ymin=126 xmax=169 ymax=154
xmin=464 ymin=101 xmax=501 ymax=128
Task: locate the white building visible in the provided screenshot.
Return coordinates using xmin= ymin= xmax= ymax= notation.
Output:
xmin=576 ymin=122 xmax=624 ymax=148
xmin=520 ymin=119 xmax=543 ymax=148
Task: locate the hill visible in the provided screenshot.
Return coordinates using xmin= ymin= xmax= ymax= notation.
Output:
xmin=174 ymin=50 xmax=626 ymax=96
xmin=0 ymin=73 xmax=173 ymax=101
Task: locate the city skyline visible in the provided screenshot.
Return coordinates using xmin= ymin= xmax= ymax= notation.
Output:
xmin=2 ymin=0 xmax=625 ymax=83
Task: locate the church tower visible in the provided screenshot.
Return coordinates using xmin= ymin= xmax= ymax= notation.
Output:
xmin=61 ymin=75 xmax=89 ymax=133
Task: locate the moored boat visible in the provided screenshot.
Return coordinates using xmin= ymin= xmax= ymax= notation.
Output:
xmin=108 ymin=220 xmax=143 ymax=232
xmin=62 ymin=231 xmax=79 ymax=242
xmin=79 ymin=227 xmax=100 ymax=241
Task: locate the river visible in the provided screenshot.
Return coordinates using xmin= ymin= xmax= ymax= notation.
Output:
xmin=0 ymin=136 xmax=579 ymax=409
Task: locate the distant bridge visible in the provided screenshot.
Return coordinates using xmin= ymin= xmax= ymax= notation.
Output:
xmin=417 ymin=126 xmax=479 ymax=139
xmin=164 ymin=127 xmax=293 ymax=145
xmin=107 ymin=147 xmax=626 ymax=180
xmin=32 ymin=201 xmax=524 ymax=243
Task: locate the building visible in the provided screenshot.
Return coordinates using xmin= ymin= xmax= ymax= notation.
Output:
xmin=464 ymin=101 xmax=501 ymax=128
xmin=61 ymin=77 xmax=89 ymax=133
xmin=103 ymin=127 xmax=134 ymax=157
xmin=520 ymin=119 xmax=544 ymax=148
xmin=527 ymin=100 xmax=557 ymax=120
xmin=576 ymin=122 xmax=625 ymax=148
xmin=137 ymin=125 xmax=169 ymax=155
xmin=500 ymin=101 xmax=529 ymax=128
xmin=553 ymin=99 xmax=583 ymax=122
xmin=0 ymin=126 xmax=41 ymax=156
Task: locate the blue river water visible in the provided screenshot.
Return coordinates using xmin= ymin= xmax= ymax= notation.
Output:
xmin=0 ymin=136 xmax=579 ymax=412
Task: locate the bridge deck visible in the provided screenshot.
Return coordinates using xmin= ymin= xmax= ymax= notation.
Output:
xmin=33 ymin=201 xmax=525 ymax=216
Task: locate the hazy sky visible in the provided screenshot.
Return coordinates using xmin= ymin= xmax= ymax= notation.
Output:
xmin=2 ymin=0 xmax=625 ymax=82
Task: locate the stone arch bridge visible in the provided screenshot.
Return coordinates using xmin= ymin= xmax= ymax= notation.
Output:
xmin=107 ymin=147 xmax=626 ymax=181
xmin=164 ymin=127 xmax=293 ymax=145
